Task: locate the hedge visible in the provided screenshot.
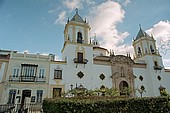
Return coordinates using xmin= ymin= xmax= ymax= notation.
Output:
xmin=43 ymin=96 xmax=170 ymax=113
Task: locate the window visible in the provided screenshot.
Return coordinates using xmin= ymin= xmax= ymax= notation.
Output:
xmin=39 ymin=69 xmax=45 ymax=78
xmin=139 ymin=75 xmax=143 ymax=81
xmin=21 ymin=64 xmax=38 ymax=77
xmin=138 ymin=47 xmax=141 ymax=54
xmin=53 ymin=88 xmax=62 ymax=98
xmin=20 ymin=64 xmax=38 ymax=82
xmin=77 ymin=71 xmax=84 ymax=79
xmin=12 ymin=69 xmax=19 ymax=77
xmin=99 ymin=74 xmax=105 ymax=80
xmin=145 ymin=48 xmax=147 ymax=53
xmin=77 ymin=52 xmax=83 ymax=63
xmin=77 ymin=32 xmax=83 ymax=43
xmin=154 ymin=61 xmax=158 ymax=66
xmin=36 ymin=90 xmax=43 ymax=103
xmin=54 ymin=70 xmax=62 ymax=79
xmin=150 ymin=45 xmax=154 ymax=53
xmin=157 ymin=75 xmax=161 ymax=81
xmin=8 ymin=89 xmax=16 ymax=104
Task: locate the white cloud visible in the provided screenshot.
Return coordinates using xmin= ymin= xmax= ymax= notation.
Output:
xmin=85 ymin=0 xmax=95 ymax=5
xmin=123 ymin=0 xmax=131 ymax=6
xmin=163 ymin=58 xmax=170 ymax=68
xmin=22 ymin=50 xmax=29 ymax=53
xmin=54 ymin=11 xmax=66 ymax=25
xmin=146 ymin=20 xmax=170 ymax=42
xmin=48 ymin=7 xmax=60 ymax=14
xmin=62 ymin=0 xmax=95 ymax=11
xmin=146 ymin=20 xmax=170 ymax=55
xmin=88 ymin=1 xmax=130 ymax=55
xmin=146 ymin=21 xmax=170 ymax=67
xmin=63 ymin=0 xmax=83 ymax=11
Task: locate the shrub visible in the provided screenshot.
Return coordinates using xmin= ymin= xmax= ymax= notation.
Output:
xmin=43 ymin=96 xmax=170 ymax=113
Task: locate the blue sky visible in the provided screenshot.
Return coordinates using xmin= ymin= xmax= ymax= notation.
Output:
xmin=0 ymin=0 xmax=170 ymax=67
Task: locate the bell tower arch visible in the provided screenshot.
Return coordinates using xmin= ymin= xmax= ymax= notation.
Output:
xmin=63 ymin=9 xmax=90 ymax=45
xmin=132 ymin=26 xmax=158 ymax=58
xmin=61 ymin=9 xmax=93 ymax=65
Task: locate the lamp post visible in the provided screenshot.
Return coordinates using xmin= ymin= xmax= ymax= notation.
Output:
xmin=70 ymin=84 xmax=73 ymax=90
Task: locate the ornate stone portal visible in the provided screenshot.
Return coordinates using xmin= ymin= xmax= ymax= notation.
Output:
xmin=110 ymin=54 xmax=136 ymax=97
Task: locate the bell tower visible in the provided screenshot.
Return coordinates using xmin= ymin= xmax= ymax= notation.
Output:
xmin=133 ymin=25 xmax=159 ymax=58
xmin=63 ymin=9 xmax=90 ymax=45
xmin=133 ymin=25 xmax=164 ymax=97
xmin=61 ymin=9 xmax=92 ymax=65
xmin=132 ymin=25 xmax=163 ymax=68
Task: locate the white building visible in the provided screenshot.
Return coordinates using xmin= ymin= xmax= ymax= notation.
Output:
xmin=133 ymin=27 xmax=170 ymax=97
xmin=0 ymin=10 xmax=170 ymax=105
xmin=49 ymin=10 xmax=170 ymax=98
xmin=0 ymin=51 xmax=54 ymax=105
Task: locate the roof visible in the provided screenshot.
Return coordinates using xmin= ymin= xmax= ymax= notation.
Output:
xmin=93 ymin=56 xmax=110 ymax=61
xmin=93 ymin=46 xmax=108 ymax=51
xmin=0 ymin=49 xmax=17 ymax=53
xmin=70 ymin=9 xmax=85 ymax=23
xmin=135 ymin=27 xmax=151 ymax=40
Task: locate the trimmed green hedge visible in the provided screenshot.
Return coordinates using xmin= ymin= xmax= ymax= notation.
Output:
xmin=43 ymin=96 xmax=170 ymax=113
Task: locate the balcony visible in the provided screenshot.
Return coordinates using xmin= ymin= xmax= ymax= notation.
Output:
xmin=73 ymin=58 xmax=88 ymax=64
xmin=153 ymin=66 xmax=163 ymax=70
xmin=9 ymin=75 xmax=46 ymax=82
xmin=0 ymin=103 xmax=42 ymax=113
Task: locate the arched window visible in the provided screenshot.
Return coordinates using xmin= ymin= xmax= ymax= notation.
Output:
xmin=138 ymin=47 xmax=141 ymax=54
xmin=150 ymin=45 xmax=154 ymax=53
xmin=77 ymin=32 xmax=83 ymax=43
xmin=145 ymin=48 xmax=147 ymax=53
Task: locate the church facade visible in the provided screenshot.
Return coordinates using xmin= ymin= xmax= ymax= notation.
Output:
xmin=0 ymin=11 xmax=170 ymax=104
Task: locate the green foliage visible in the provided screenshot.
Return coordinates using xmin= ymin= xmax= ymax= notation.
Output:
xmin=43 ymin=97 xmax=170 ymax=113
xmin=160 ymin=89 xmax=169 ymax=96
xmin=104 ymin=88 xmax=119 ymax=97
xmin=65 ymin=88 xmax=119 ymax=97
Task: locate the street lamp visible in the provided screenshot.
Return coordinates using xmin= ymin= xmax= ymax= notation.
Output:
xmin=70 ymin=84 xmax=73 ymax=90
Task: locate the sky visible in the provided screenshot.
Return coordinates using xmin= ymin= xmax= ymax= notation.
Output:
xmin=0 ymin=0 xmax=170 ymax=67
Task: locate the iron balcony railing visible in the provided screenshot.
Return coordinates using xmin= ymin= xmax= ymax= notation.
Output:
xmin=0 ymin=103 xmax=42 ymax=113
xmin=73 ymin=58 xmax=88 ymax=64
xmin=9 ymin=75 xmax=46 ymax=82
xmin=153 ymin=66 xmax=163 ymax=70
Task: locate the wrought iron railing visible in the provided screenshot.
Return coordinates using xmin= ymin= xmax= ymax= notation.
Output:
xmin=73 ymin=58 xmax=88 ymax=64
xmin=9 ymin=75 xmax=46 ymax=82
xmin=153 ymin=66 xmax=163 ymax=70
xmin=0 ymin=103 xmax=42 ymax=113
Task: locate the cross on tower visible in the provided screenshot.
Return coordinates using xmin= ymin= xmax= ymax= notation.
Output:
xmin=75 ymin=8 xmax=78 ymax=14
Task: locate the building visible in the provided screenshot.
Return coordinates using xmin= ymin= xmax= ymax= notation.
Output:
xmin=0 ymin=51 xmax=54 ymax=105
xmin=49 ymin=10 xmax=170 ymax=98
xmin=0 ymin=10 xmax=170 ymax=105
xmin=132 ymin=27 xmax=170 ymax=97
xmin=0 ymin=50 xmax=13 ymax=103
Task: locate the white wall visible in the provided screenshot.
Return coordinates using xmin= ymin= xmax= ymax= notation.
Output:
xmin=0 ymin=62 xmax=6 ymax=82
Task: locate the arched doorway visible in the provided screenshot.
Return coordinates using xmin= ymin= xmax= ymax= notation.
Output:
xmin=119 ymin=81 xmax=129 ymax=95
